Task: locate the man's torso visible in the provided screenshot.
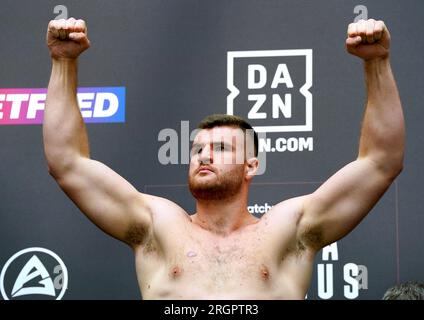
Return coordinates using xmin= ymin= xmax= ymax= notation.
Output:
xmin=132 ymin=198 xmax=316 ymax=300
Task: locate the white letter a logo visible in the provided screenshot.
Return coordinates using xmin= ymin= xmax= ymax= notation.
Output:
xmin=11 ymin=255 xmax=55 ymax=297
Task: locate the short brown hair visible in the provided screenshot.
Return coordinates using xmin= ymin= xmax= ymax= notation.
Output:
xmin=382 ymin=282 xmax=424 ymax=300
xmin=197 ymin=114 xmax=258 ymax=157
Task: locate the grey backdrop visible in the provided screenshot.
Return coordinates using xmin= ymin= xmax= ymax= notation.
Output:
xmin=0 ymin=0 xmax=423 ymax=299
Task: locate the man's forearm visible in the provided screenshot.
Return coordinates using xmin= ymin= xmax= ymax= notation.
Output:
xmin=43 ymin=58 xmax=90 ymax=176
xmin=358 ymin=57 xmax=405 ymax=175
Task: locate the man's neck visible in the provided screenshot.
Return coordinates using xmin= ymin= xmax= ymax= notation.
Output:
xmin=191 ymin=193 xmax=258 ymax=236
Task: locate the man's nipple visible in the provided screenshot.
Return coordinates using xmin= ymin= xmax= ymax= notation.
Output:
xmin=170 ymin=265 xmax=183 ymax=279
xmin=260 ymin=264 xmax=270 ymax=280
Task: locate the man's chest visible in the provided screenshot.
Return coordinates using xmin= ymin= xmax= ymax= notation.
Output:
xmin=135 ymin=219 xmax=312 ymax=299
xmin=139 ymin=225 xmax=290 ymax=290
xmin=173 ymin=235 xmax=275 ymax=283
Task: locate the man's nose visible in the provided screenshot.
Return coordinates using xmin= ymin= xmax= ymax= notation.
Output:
xmin=198 ymin=145 xmax=213 ymax=164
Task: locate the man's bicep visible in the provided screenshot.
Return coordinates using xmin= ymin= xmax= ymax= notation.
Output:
xmin=54 ymin=157 xmax=152 ymax=246
xmin=299 ymin=158 xmax=394 ymax=249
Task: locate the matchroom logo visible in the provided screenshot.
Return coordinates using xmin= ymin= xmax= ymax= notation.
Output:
xmin=227 ymin=50 xmax=313 ymax=153
xmin=0 ymin=247 xmax=68 ymax=300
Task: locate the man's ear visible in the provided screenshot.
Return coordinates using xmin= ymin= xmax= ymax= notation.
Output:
xmin=245 ymin=157 xmax=259 ymax=179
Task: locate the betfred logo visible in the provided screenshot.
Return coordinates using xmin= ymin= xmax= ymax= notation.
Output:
xmin=227 ymin=50 xmax=313 ymax=153
xmin=0 ymin=247 xmax=68 ymax=300
xmin=0 ymin=87 xmax=125 ymax=125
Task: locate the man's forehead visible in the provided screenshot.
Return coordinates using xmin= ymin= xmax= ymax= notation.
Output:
xmin=193 ymin=127 xmax=244 ymax=144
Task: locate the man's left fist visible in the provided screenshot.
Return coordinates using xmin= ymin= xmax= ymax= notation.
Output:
xmin=346 ymin=19 xmax=390 ymax=61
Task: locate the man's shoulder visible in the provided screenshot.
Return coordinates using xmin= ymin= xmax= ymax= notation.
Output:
xmin=263 ymin=195 xmax=307 ymax=223
xmin=140 ymin=193 xmax=190 ymax=220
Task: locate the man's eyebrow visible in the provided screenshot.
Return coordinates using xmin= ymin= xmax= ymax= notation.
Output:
xmin=191 ymin=141 xmax=234 ymax=148
xmin=212 ymin=141 xmax=234 ymax=148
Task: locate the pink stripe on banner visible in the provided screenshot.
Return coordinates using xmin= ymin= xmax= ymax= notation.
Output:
xmin=0 ymin=88 xmax=47 ymax=125
xmin=0 ymin=87 xmax=125 ymax=125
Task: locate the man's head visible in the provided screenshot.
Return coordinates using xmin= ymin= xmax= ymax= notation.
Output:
xmin=382 ymin=282 xmax=424 ymax=300
xmin=188 ymin=114 xmax=259 ymax=201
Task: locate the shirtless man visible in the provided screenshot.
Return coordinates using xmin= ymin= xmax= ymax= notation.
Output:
xmin=43 ymin=18 xmax=404 ymax=299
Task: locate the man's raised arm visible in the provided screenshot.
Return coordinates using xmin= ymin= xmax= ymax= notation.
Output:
xmin=43 ymin=18 xmax=153 ymax=247
xmin=295 ymin=19 xmax=405 ymax=250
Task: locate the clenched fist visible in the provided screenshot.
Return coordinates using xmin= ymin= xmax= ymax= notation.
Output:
xmin=346 ymin=19 xmax=390 ymax=61
xmin=47 ymin=18 xmax=90 ymax=60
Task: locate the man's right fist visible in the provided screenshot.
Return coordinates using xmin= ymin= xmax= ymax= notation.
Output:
xmin=47 ymin=18 xmax=90 ymax=60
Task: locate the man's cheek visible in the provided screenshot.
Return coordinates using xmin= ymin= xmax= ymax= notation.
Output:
xmin=230 ymin=153 xmax=240 ymax=165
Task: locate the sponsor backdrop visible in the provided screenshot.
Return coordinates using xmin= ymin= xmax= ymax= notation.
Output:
xmin=0 ymin=0 xmax=423 ymax=299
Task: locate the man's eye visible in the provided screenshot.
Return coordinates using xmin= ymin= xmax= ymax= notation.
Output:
xmin=213 ymin=143 xmax=226 ymax=151
xmin=191 ymin=147 xmax=202 ymax=155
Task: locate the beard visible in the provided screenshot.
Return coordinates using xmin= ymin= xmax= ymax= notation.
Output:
xmin=188 ymin=166 xmax=245 ymax=201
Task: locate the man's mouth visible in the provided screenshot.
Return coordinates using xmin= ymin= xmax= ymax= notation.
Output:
xmin=197 ymin=166 xmax=215 ymax=174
